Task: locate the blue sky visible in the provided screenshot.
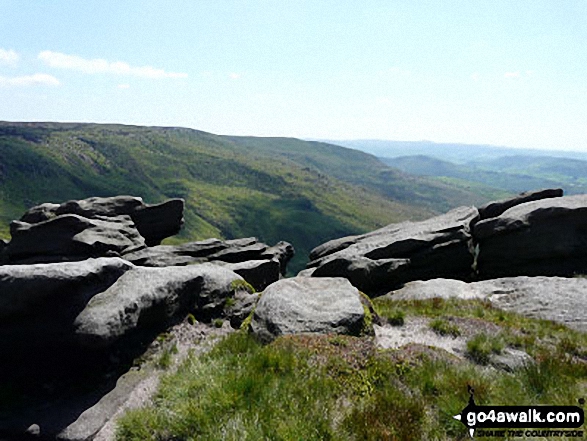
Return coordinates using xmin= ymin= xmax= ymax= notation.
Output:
xmin=0 ymin=0 xmax=586 ymax=151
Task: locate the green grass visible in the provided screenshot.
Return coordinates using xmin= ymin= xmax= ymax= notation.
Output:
xmin=116 ymin=326 xmax=587 ymax=441
xmin=386 ymin=308 xmax=405 ymax=326
xmin=156 ymin=344 xmax=178 ymax=370
xmin=375 ymin=297 xmax=587 ymax=350
xmin=429 ymin=318 xmax=461 ymax=338
xmin=465 ymin=332 xmax=505 ymax=365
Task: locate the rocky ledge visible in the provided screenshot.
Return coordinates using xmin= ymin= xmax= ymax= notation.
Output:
xmin=304 ymin=188 xmax=587 ymax=296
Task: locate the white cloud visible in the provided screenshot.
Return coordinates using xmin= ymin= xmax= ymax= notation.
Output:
xmin=229 ymin=73 xmax=241 ymax=80
xmin=504 ymin=71 xmax=521 ymax=78
xmin=471 ymin=72 xmax=480 ymax=81
xmin=117 ymin=83 xmax=130 ymax=89
xmin=0 ymin=48 xmax=19 ymax=66
xmin=0 ymin=73 xmax=60 ymax=87
xmin=38 ymin=51 xmax=188 ymax=79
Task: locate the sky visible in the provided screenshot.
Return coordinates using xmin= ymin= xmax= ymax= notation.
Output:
xmin=0 ymin=0 xmax=586 ymax=151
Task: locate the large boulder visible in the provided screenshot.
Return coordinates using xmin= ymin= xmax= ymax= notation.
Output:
xmin=249 ymin=277 xmax=371 ymax=342
xmin=0 ymin=258 xmax=246 ymax=380
xmin=19 ymin=195 xmax=184 ymax=247
xmin=0 ymin=257 xmax=134 ymax=320
xmin=0 ymin=257 xmax=248 ymax=440
xmin=473 ymin=194 xmax=587 ymax=278
xmin=4 ymin=196 xmax=186 ymax=264
xmin=0 ymin=258 xmax=135 ymax=381
xmin=129 ymin=198 xmax=184 ymax=246
xmin=213 ymin=259 xmax=281 ymax=292
xmin=306 ymin=206 xmax=479 ymax=295
xmin=74 ymin=263 xmax=243 ymax=349
xmin=6 ymin=214 xmax=146 ymax=263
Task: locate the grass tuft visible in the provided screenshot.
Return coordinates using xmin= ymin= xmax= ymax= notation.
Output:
xmin=429 ymin=318 xmax=461 ymax=337
xmin=466 ymin=332 xmax=504 ymax=365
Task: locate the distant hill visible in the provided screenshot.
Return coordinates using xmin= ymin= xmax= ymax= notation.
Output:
xmin=325 ymin=139 xmax=587 ymax=163
xmin=0 ymin=122 xmax=510 ymax=272
xmin=381 ymin=154 xmax=587 ymax=195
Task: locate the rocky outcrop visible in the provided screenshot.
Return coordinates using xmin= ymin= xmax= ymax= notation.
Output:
xmin=477 ymin=188 xmax=563 ymax=220
xmin=1 ymin=196 xmax=294 ymax=289
xmin=123 ymin=238 xmax=293 ymax=291
xmin=0 ymin=257 xmax=251 ymax=440
xmin=0 ymin=258 xmax=247 ymax=379
xmin=249 ymin=277 xmax=372 ymax=342
xmin=0 ymin=257 xmax=134 ymax=321
xmin=474 ymin=194 xmax=587 ymax=278
xmin=306 ymin=206 xmax=479 ymax=295
xmin=19 ymin=195 xmax=184 ymax=247
xmin=6 ymin=214 xmax=146 ymax=264
xmin=0 ymin=194 xmax=297 ymax=440
xmin=386 ymin=276 xmax=587 ymax=332
xmin=2 ymin=195 xmax=185 ymax=264
xmin=306 ymin=189 xmax=586 ymax=293
xmin=74 ymin=263 xmax=244 ymax=349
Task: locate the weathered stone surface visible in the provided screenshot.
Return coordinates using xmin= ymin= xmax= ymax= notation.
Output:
xmin=250 ymin=277 xmax=368 ymax=342
xmin=389 ymin=278 xmax=483 ymax=302
xmin=0 ymin=258 xmax=136 ymax=386
xmin=0 ymin=257 xmax=134 ymax=320
xmin=0 ymin=258 xmax=247 ymax=440
xmin=20 ymin=196 xmax=144 ymax=222
xmin=74 ymin=263 xmax=243 ymax=348
xmin=474 ymin=195 xmax=587 ymax=278
xmin=307 ymin=206 xmax=479 ymax=295
xmin=477 ymin=188 xmax=563 ymax=220
xmin=123 ymin=237 xmax=294 ymax=289
xmin=131 ymin=198 xmax=184 ymax=247
xmin=386 ymin=276 xmax=587 ymax=332
xmin=260 ymin=241 xmax=295 ymax=275
xmin=121 ymin=239 xmax=226 ymax=266
xmin=213 ymin=258 xmax=281 ymax=292
xmin=6 ymin=214 xmax=146 ymax=264
xmin=19 ymin=195 xmax=185 ymax=247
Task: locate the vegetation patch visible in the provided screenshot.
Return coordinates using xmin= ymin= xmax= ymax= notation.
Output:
xmin=229 ymin=279 xmax=256 ymax=294
xmin=386 ymin=308 xmax=405 ymax=326
xmin=466 ymin=332 xmax=505 ymax=365
xmin=115 ymin=319 xmax=587 ymax=441
xmin=429 ymin=317 xmax=461 ymax=338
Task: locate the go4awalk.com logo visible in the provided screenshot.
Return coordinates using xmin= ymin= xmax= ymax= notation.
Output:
xmin=454 ymin=386 xmax=585 ymax=438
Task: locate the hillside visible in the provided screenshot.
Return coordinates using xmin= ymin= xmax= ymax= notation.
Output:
xmin=0 ymin=122 xmax=508 ymax=272
xmin=382 ymin=155 xmax=587 ymax=195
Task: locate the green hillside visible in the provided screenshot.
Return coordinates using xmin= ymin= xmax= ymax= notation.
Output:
xmin=0 ymin=122 xmax=507 ymax=272
xmin=383 ymin=154 xmax=587 ymax=195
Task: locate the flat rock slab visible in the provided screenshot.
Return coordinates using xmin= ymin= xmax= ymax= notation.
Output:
xmin=387 ymin=276 xmax=587 ymax=332
xmin=250 ymin=277 xmax=368 ymax=342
